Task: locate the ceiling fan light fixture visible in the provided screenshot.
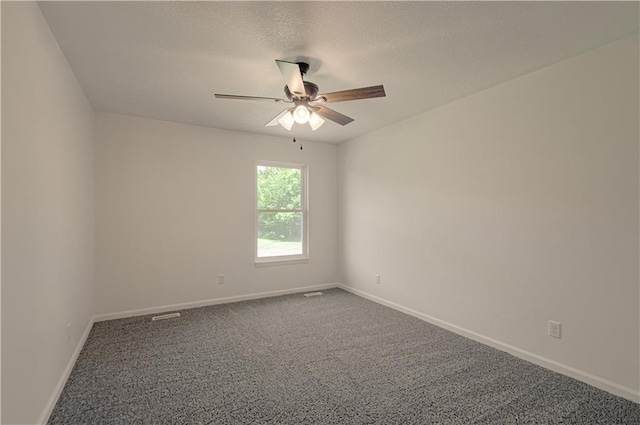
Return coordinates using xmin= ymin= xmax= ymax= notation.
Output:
xmin=308 ymin=112 xmax=325 ymax=131
xmin=293 ymin=105 xmax=311 ymax=124
xmin=278 ymin=111 xmax=295 ymax=130
xmin=217 ymin=59 xmax=386 ymax=133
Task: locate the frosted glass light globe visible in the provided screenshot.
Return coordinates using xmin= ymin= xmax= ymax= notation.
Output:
xmin=278 ymin=111 xmax=295 ymax=130
xmin=308 ymin=112 xmax=325 ymax=131
xmin=293 ymin=105 xmax=311 ymax=124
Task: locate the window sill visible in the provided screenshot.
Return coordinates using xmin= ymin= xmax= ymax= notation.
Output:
xmin=254 ymin=257 xmax=309 ymax=268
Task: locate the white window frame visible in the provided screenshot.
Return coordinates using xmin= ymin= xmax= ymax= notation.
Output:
xmin=255 ymin=160 xmax=309 ymax=266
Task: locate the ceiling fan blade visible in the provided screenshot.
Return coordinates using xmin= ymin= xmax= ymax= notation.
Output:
xmin=316 ymin=85 xmax=386 ymax=103
xmin=313 ymin=105 xmax=354 ymax=126
xmin=215 ymin=94 xmax=289 ymax=103
xmin=265 ymin=108 xmax=294 ymax=127
xmin=275 ymin=60 xmax=306 ymax=97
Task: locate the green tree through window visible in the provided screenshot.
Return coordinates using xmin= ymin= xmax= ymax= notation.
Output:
xmin=256 ymin=163 xmax=307 ymax=260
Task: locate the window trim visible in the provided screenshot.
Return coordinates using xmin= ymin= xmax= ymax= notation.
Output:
xmin=254 ymin=160 xmax=309 ymax=266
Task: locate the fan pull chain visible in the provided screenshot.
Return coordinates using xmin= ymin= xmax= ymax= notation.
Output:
xmin=292 ymin=136 xmax=302 ymax=150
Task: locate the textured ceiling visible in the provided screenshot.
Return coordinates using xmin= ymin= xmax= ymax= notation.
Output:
xmin=38 ymin=1 xmax=638 ymax=144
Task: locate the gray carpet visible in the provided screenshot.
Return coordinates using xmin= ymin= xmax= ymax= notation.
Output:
xmin=49 ymin=288 xmax=640 ymax=424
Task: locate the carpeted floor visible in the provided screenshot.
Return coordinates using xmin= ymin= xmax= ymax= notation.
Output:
xmin=49 ymin=288 xmax=640 ymax=424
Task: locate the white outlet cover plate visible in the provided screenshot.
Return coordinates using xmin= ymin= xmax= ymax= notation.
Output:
xmin=548 ymin=321 xmax=561 ymax=338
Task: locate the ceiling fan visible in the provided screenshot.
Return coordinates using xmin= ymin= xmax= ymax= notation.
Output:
xmin=215 ymin=60 xmax=386 ymax=131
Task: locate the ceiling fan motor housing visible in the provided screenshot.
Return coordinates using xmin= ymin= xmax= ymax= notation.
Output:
xmin=284 ymin=81 xmax=319 ymax=101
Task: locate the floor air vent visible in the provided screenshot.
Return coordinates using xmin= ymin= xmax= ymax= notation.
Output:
xmin=303 ymin=292 xmax=324 ymax=297
xmin=152 ymin=312 xmax=181 ymax=321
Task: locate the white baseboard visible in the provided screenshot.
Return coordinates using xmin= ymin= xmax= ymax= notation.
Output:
xmin=38 ymin=316 xmax=95 ymax=425
xmin=94 ymin=283 xmax=339 ymax=322
xmin=336 ymin=283 xmax=640 ymax=404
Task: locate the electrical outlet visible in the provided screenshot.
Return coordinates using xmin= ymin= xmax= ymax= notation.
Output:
xmin=548 ymin=320 xmax=561 ymax=339
xmin=375 ymin=274 xmax=381 ymax=285
xmin=66 ymin=323 xmax=72 ymax=341
xmin=218 ymin=274 xmax=225 ymax=285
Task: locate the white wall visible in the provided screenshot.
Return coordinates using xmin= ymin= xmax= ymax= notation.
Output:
xmin=94 ymin=112 xmax=338 ymax=316
xmin=1 ymin=3 xmax=95 ymax=424
xmin=339 ymin=36 xmax=639 ymax=398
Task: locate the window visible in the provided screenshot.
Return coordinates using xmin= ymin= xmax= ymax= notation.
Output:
xmin=256 ymin=161 xmax=308 ymax=264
